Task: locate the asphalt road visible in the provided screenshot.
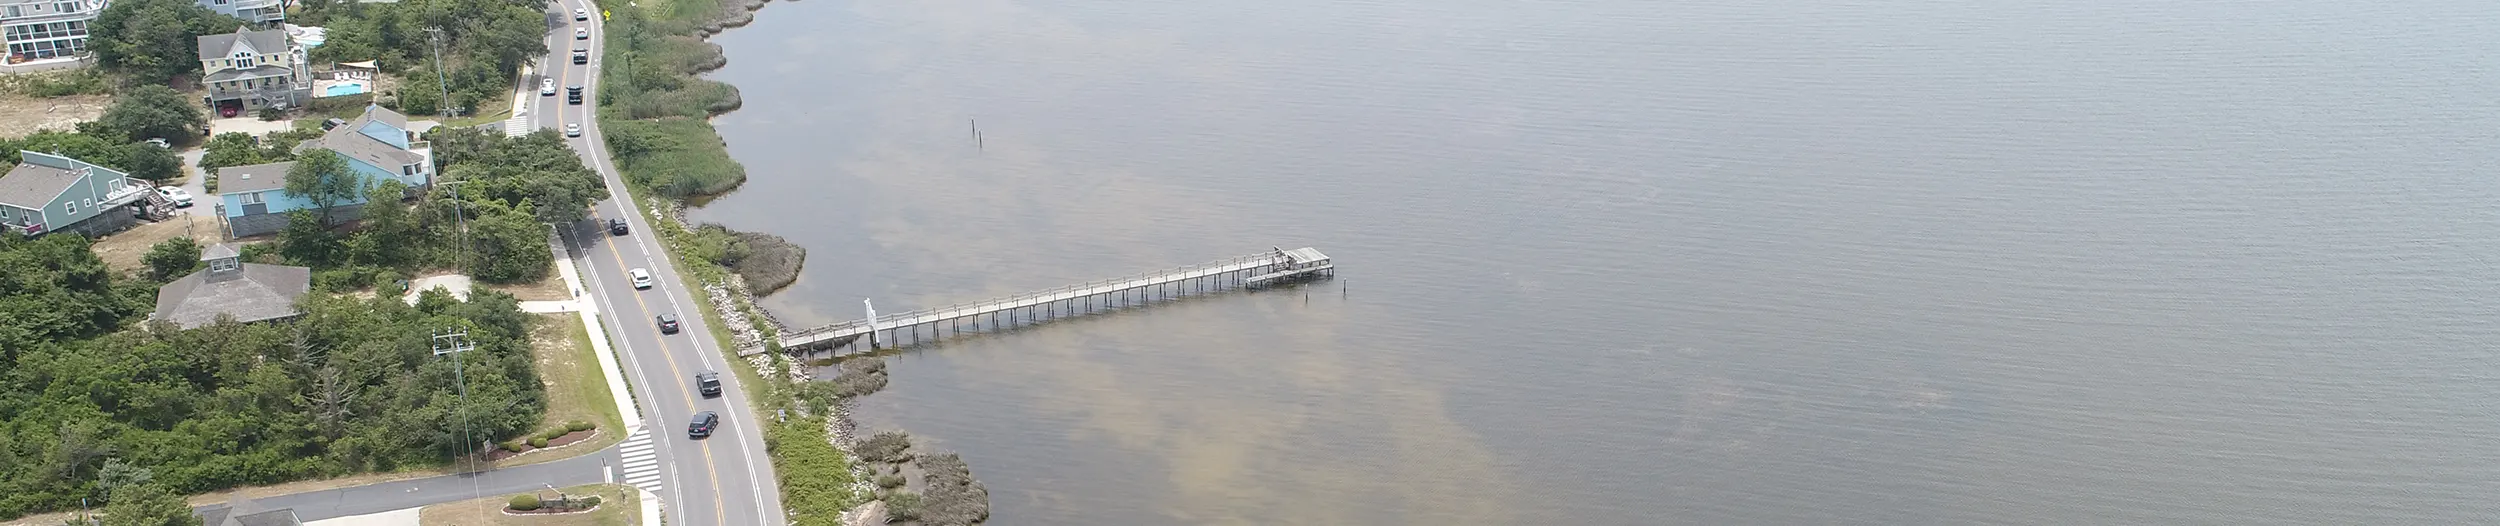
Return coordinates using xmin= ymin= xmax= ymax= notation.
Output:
xmin=532 ymin=2 xmax=789 ymax=524
xmin=193 ymin=452 xmax=614 ymax=521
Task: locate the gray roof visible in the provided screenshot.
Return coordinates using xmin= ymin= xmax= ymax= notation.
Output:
xmin=197 ymin=496 xmax=302 ymax=526
xmin=358 ymin=104 xmax=408 ymax=130
xmin=197 ymin=27 xmax=288 ymax=61
xmin=154 ymin=262 xmax=312 ymax=330
xmin=203 ymin=242 xmax=240 ymax=260
xmin=216 ymin=161 xmax=296 ymax=193
xmin=0 ymin=160 xmax=78 ymax=208
xmin=205 ymin=65 xmax=296 ymax=83
xmin=299 ymin=106 xmax=420 ymax=174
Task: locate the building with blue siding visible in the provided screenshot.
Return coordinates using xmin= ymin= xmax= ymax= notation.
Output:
xmin=0 ymin=151 xmax=149 ymax=237
xmin=216 ymin=104 xmax=432 ymax=237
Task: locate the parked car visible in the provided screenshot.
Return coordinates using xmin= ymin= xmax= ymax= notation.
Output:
xmin=656 ymin=313 xmax=681 ymax=334
xmin=155 ymin=186 xmax=193 ymax=207
xmin=143 ymin=138 xmax=170 ymax=148
xmin=629 ymin=267 xmax=653 ymax=289
xmin=219 ymin=105 xmax=239 ymax=118
xmin=696 ymin=371 xmax=722 ymax=397
xmin=575 ymin=28 xmax=588 ymax=40
xmin=687 ymin=410 xmax=718 ymax=438
xmin=565 ymin=123 xmax=581 ymax=137
xmin=608 ymin=218 xmax=629 ymax=236
xmin=574 ymin=7 xmax=588 ymax=20
xmin=322 ymin=118 xmax=347 ymax=130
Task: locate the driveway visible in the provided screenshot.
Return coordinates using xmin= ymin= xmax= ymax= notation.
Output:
xmin=173 ymin=147 xmax=213 ymax=218
xmin=204 ymin=116 xmax=297 ymax=138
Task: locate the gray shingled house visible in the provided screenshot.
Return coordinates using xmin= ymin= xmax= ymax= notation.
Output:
xmin=152 ymin=243 xmax=311 ymax=329
xmin=195 ymin=494 xmax=304 ymax=526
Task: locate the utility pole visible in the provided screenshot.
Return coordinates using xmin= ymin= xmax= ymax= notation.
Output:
xmin=442 ymin=180 xmax=471 ymax=274
xmin=424 ymin=27 xmax=454 ymax=118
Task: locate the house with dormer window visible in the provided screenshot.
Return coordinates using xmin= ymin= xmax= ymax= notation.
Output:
xmin=215 ymin=103 xmax=432 ymax=237
xmin=197 ymin=26 xmax=307 ymax=115
xmin=0 ymin=151 xmax=150 ymax=237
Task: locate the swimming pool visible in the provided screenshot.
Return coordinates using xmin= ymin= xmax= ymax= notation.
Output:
xmin=323 ymin=83 xmax=366 ymax=96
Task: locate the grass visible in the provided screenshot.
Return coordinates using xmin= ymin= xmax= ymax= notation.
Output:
xmin=497 ymin=314 xmax=629 ymax=467
xmin=419 ymin=483 xmax=640 ymax=526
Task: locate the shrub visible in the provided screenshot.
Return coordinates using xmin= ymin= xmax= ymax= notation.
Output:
xmin=875 ymin=475 xmax=904 ymax=489
xmin=528 ymin=437 xmax=549 ymax=448
xmin=856 ymin=431 xmax=911 ymax=463
xmin=502 ymin=441 xmax=525 ymax=452
xmin=257 ymin=106 xmax=286 ymax=121
xmin=566 ymin=420 xmax=594 ymax=432
xmin=508 ymin=494 xmax=540 ymax=511
xmin=884 ymin=493 xmax=922 ymax=522
xmin=539 ymin=428 xmax=569 ymax=441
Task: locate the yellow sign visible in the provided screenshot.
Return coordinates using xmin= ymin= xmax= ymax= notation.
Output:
xmin=602 ymin=9 xmax=611 ymax=19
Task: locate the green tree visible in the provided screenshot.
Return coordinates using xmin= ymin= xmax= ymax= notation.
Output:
xmin=461 ymin=202 xmax=551 ymax=283
xmin=430 ymin=129 xmax=607 ymax=223
xmin=93 ymin=86 xmax=205 ymax=144
xmin=110 ymin=142 xmax=181 ymax=181
xmin=90 ymin=0 xmax=246 ymax=83
xmin=277 ymin=210 xmax=342 ymax=266
xmin=199 ymin=132 xmax=266 ymax=172
xmin=139 ymin=237 xmax=202 ymax=282
xmin=284 ymin=149 xmax=366 ymax=226
xmin=97 ymin=482 xmax=189 ymax=526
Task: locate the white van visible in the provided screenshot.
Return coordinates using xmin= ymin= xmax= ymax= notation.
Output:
xmin=629 ymin=268 xmax=653 ymax=289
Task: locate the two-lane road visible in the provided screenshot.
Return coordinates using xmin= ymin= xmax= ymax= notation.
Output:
xmin=529 ymin=3 xmax=787 ymax=524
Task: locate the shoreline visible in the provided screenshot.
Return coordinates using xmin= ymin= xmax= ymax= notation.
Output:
xmin=596 ymin=0 xmax=989 ymax=522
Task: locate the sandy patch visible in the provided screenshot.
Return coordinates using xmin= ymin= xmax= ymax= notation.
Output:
xmin=0 ymin=93 xmax=107 ymax=138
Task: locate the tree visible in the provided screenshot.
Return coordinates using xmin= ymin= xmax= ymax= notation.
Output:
xmin=93 ymin=86 xmax=205 ymax=144
xmin=461 ymin=203 xmax=551 ymax=283
xmin=429 ymin=129 xmax=607 ymax=223
xmin=140 ymin=237 xmax=202 ymax=282
xmin=90 ymin=0 xmax=245 ymax=83
xmin=277 ymin=210 xmax=342 ymax=266
xmin=97 ymin=481 xmax=189 ymax=526
xmin=110 ymin=143 xmax=181 ymax=182
xmin=199 ymin=132 xmax=266 ymax=172
xmin=284 ymin=149 xmax=366 ymax=226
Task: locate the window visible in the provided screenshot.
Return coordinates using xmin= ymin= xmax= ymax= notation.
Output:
xmin=82 ymin=198 xmax=92 ymax=209
xmin=1 ymin=207 xmax=11 ymax=220
xmin=238 ymin=192 xmax=263 ymax=205
xmin=63 ymin=201 xmax=74 ymax=215
xmin=210 ymin=257 xmax=238 ymax=272
xmin=54 ymin=2 xmax=72 ymax=12
xmin=5 ymin=7 xmax=21 ymax=18
xmin=403 ymin=164 xmax=416 ymax=176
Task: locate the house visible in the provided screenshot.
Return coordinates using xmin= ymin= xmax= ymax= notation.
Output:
xmin=196 ymin=495 xmax=304 ymax=526
xmin=196 ymin=0 xmax=280 ymax=25
xmin=0 ymin=151 xmax=150 ymax=237
xmin=217 ymin=103 xmax=431 ymax=237
xmin=197 ymin=26 xmax=308 ymax=115
xmin=0 ymin=0 xmax=101 ymax=70
xmin=152 ymin=243 xmax=311 ymax=329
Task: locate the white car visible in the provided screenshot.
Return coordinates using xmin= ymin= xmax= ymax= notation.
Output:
xmin=575 ymin=28 xmax=588 ymax=40
xmin=540 ymin=78 xmax=556 ymax=96
xmin=574 ymin=7 xmax=588 ymax=20
xmin=629 ymin=268 xmax=652 ymax=289
xmin=155 ymin=186 xmax=192 ymax=207
xmin=565 ymin=123 xmax=582 ymax=137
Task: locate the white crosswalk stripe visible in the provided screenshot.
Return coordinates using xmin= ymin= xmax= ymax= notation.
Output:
xmin=618 ymin=428 xmax=664 ymax=492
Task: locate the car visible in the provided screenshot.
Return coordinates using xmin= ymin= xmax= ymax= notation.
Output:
xmin=572 ymin=49 xmax=589 ymax=65
xmin=154 ymin=186 xmax=192 ymax=207
xmin=218 ymin=105 xmax=239 ymax=118
xmin=695 ymin=371 xmax=722 ymax=397
xmin=608 ymin=218 xmax=629 ymax=236
xmin=575 ymin=28 xmax=588 ymax=40
xmin=321 ymin=118 xmax=347 ymax=130
xmin=573 ymin=7 xmax=588 ymax=20
xmin=656 ymin=313 xmax=681 ymax=334
xmin=566 ymin=85 xmax=583 ymax=105
xmin=687 ymin=410 xmax=718 ymax=438
xmin=143 ymin=138 xmax=170 ymax=148
xmin=629 ymin=267 xmax=652 ymax=289
xmin=540 ymin=79 xmax=556 ymax=96
xmin=564 ymin=123 xmax=581 ymax=137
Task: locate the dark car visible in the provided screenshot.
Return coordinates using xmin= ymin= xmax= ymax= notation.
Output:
xmin=687 ymin=410 xmax=718 ymax=438
xmin=572 ymin=49 xmax=589 ymax=65
xmin=656 ymin=313 xmax=680 ymax=334
xmin=696 ymin=371 xmax=722 ymax=397
xmin=566 ymin=85 xmax=583 ymax=105
xmin=321 ymin=118 xmax=347 ymax=130
xmin=608 ymin=218 xmax=629 ymax=236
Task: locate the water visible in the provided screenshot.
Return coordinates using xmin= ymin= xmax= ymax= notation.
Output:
xmin=689 ymin=0 xmax=2500 ymax=523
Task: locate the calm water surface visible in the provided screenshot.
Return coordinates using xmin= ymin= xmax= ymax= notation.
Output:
xmin=691 ymin=0 xmax=2500 ymax=523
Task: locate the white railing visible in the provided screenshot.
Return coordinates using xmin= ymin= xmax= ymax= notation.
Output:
xmin=782 ymin=252 xmax=1289 ymax=340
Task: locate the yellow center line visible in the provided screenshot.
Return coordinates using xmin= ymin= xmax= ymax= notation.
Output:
xmin=567 ymin=15 xmax=732 ymax=523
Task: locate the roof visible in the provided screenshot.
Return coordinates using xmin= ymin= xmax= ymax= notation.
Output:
xmin=203 ymin=243 xmax=240 ymax=260
xmin=153 ymin=262 xmax=312 ymax=329
xmin=216 ymin=161 xmax=296 ymax=193
xmin=299 ymin=106 xmax=418 ymax=172
xmin=205 ymin=65 xmax=296 ymax=83
xmin=197 ymin=27 xmax=289 ymax=61
xmin=198 ymin=506 xmax=302 ymax=526
xmin=0 ymin=160 xmax=80 ymax=208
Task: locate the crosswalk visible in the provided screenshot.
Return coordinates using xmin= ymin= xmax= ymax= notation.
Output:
xmin=618 ymin=428 xmax=663 ymax=492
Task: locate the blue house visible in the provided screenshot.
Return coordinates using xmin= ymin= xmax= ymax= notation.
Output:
xmin=218 ymin=104 xmax=431 ymax=237
xmin=0 ymin=151 xmax=152 ymax=237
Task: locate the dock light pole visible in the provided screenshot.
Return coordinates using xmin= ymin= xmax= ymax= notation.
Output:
xmin=863 ymin=298 xmax=878 ymax=349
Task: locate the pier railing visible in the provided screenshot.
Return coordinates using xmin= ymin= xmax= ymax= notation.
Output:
xmin=777 ymin=252 xmax=1287 ymax=342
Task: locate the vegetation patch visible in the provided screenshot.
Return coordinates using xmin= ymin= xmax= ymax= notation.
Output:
xmin=421 ymin=483 xmax=637 ymax=525
xmin=765 ymin=415 xmax=863 ymax=526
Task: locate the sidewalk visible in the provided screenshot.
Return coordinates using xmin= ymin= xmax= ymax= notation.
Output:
xmin=548 ymin=227 xmax=644 ymax=432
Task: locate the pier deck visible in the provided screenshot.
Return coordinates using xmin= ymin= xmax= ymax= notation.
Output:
xmin=750 ymin=247 xmax=1332 ymax=355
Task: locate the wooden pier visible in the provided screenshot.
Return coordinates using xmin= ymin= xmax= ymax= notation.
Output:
xmin=747 ymin=247 xmax=1333 ymax=356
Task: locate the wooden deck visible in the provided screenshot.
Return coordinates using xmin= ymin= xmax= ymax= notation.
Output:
xmin=748 ymin=247 xmax=1332 ymax=355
